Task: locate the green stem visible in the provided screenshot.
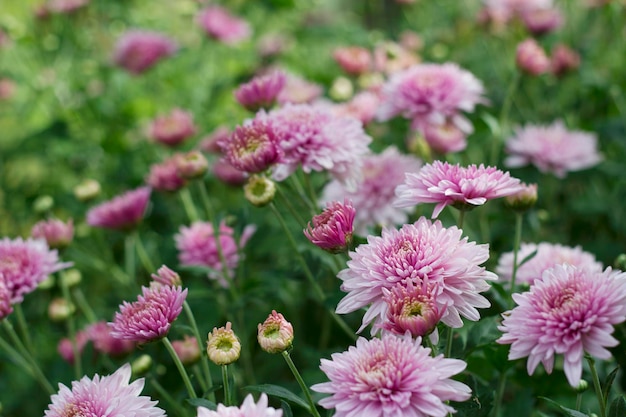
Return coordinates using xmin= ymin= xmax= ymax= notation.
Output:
xmin=196 ymin=180 xmax=214 ymax=222
xmin=183 ymin=300 xmax=215 ymax=401
xmin=150 ymin=378 xmax=189 ymax=417
xmin=0 ymin=332 xmax=54 ymax=394
xmin=180 ymin=187 xmax=200 ymax=222
xmin=222 ymin=364 xmax=232 ymax=406
xmin=444 ymin=326 xmax=454 ymax=358
xmin=59 ymin=276 xmax=82 ymax=380
xmin=124 ymin=233 xmax=136 ymax=284
xmin=72 ymin=287 xmax=98 ymax=323
xmin=14 ymin=304 xmax=34 ymax=356
xmin=282 ymin=351 xmax=322 ymax=417
xmin=587 ymin=356 xmax=606 ymax=417
xmin=457 ymin=209 xmax=466 ymax=230
xmin=490 ymin=71 xmax=520 ymax=166
xmin=492 ymin=370 xmax=508 ymax=417
xmin=576 ymin=392 xmax=583 ymax=411
xmin=162 ymin=336 xmax=197 ymax=399
xmin=134 ymin=231 xmax=156 ymax=274
xmin=508 ymin=213 xmax=523 ymax=308
xmin=193 ymin=363 xmax=208 ymax=393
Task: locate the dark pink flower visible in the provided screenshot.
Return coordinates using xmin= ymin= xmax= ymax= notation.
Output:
xmin=113 ymin=30 xmax=177 ymax=75
xmin=31 ymin=218 xmax=74 ymax=249
xmin=197 ymin=394 xmax=282 ymax=417
xmin=87 ymin=321 xmax=135 ymax=357
xmin=234 ymin=71 xmax=286 ymax=111
xmin=148 ymin=108 xmax=197 ymax=147
xmin=550 ymin=44 xmax=580 ymax=76
xmin=197 ymin=6 xmax=251 ymax=45
xmin=146 ymin=157 xmax=187 ymax=192
xmin=86 ymin=186 xmax=151 ymax=230
xmin=304 ymin=200 xmax=355 ymax=254
xmin=516 ymin=38 xmax=550 ymax=75
xmin=151 ymin=265 xmax=182 ymax=287
xmin=333 ymin=46 xmax=372 ymax=75
xmin=0 ymin=279 xmax=12 ymax=320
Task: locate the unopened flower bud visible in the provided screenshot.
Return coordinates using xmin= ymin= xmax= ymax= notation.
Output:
xmin=38 ymin=275 xmax=55 ymax=290
xmin=304 ymin=200 xmax=355 ymax=254
xmin=31 ymin=218 xmax=74 ymax=249
xmin=614 ymin=254 xmax=626 ymax=271
xmin=59 ymin=269 xmax=82 ymax=288
xmin=516 ymin=39 xmax=550 ymax=76
xmin=131 ymin=354 xmax=153 ymax=377
xmin=575 ymin=379 xmax=589 ymax=393
xmin=244 ymin=175 xmax=276 ymax=207
xmin=207 ymin=322 xmax=241 ymax=365
xmin=172 ymin=335 xmax=201 ymax=366
xmin=48 ymin=297 xmax=75 ymax=321
xmin=329 ymin=77 xmax=354 ymax=101
xmin=504 ymin=183 xmax=538 ymax=212
xmin=257 ymin=310 xmax=294 ymax=354
xmin=175 ymin=151 xmax=209 ymax=180
xmin=74 ymin=179 xmax=101 ymax=201
xmin=151 ymin=265 xmax=182 ymax=287
xmin=33 ymin=195 xmax=54 ymax=213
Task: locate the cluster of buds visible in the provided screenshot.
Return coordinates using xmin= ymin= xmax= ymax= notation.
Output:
xmin=516 ymin=39 xmax=580 ymax=76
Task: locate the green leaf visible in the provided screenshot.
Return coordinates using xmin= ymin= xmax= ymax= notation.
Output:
xmin=603 ymin=366 xmax=620 ymax=402
xmin=280 ymin=400 xmax=293 ymax=417
xmin=608 ymin=396 xmax=626 ymax=417
xmin=244 ymin=384 xmax=310 ymax=410
xmin=540 ymin=397 xmax=589 ymax=417
xmin=186 ymin=398 xmax=217 ymax=410
xmin=517 ymin=249 xmax=538 ymax=268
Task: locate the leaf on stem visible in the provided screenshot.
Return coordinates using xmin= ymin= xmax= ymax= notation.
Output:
xmin=540 ymin=397 xmax=589 ymax=417
xmin=244 ymin=384 xmax=310 ymax=410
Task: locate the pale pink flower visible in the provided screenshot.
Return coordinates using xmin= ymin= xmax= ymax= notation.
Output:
xmin=304 ymin=200 xmax=355 ymax=254
xmin=109 ymin=284 xmax=187 ymax=343
xmin=0 ymin=237 xmax=71 ymax=303
xmin=31 ymin=218 xmax=74 ymax=249
xmin=234 ymin=70 xmax=286 ymax=111
xmin=148 ymin=108 xmax=197 ymax=147
xmin=57 ymin=331 xmax=89 ymax=364
xmin=521 ymin=7 xmax=563 ymax=35
xmin=333 ymin=90 xmax=381 ymax=125
xmin=516 ymin=38 xmax=550 ymax=75
xmin=197 ymin=393 xmax=282 ymax=417
xmin=496 ymin=242 xmax=603 ymax=285
xmin=321 ymin=147 xmax=422 ymax=235
xmin=44 ymin=363 xmax=165 ymax=417
xmin=87 ymin=321 xmax=135 ymax=357
xmin=337 ymin=217 xmax=496 ymax=331
xmin=86 ymin=186 xmax=151 ymax=230
xmin=113 ymin=30 xmax=177 ymax=75
xmin=172 ymin=335 xmax=201 ymax=365
xmin=197 ymin=6 xmax=251 ymax=45
xmin=498 ymin=265 xmax=626 ymax=387
xmin=333 ymin=46 xmax=372 ymax=75
xmin=257 ymin=310 xmax=294 ymax=354
xmin=422 ymin=119 xmax=468 ymax=154
xmin=276 ymin=73 xmax=323 ymax=105
xmin=146 ymin=157 xmax=187 ymax=192
xmin=482 ymin=0 xmax=555 ymax=22
xmin=504 ymin=121 xmax=603 ymax=177
xmin=394 ymin=161 xmax=524 ymax=218
xmin=504 ymin=182 xmax=538 ymax=211
xmin=311 ymin=333 xmax=471 ymax=417
xmin=175 ymin=150 xmax=209 ymax=180
xmin=373 ymin=41 xmax=420 ymax=75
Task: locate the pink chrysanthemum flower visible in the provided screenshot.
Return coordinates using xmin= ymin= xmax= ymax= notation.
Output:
xmin=498 ymin=264 xmax=626 ymax=387
xmin=151 ymin=265 xmax=182 ymax=287
xmin=0 ymin=279 xmax=12 ymax=320
xmin=197 ymin=393 xmax=282 ymax=417
xmin=504 ymin=121 xmax=603 ymax=178
xmin=86 ymin=186 xmax=151 ymax=230
xmin=44 ymin=363 xmax=165 ymax=417
xmin=376 ymin=63 xmax=486 ymax=134
xmin=196 ymin=6 xmax=251 ymax=45
xmin=31 ymin=218 xmax=74 ymax=249
xmin=148 ymin=108 xmax=197 ymax=147
xmin=268 ymin=103 xmax=372 ymax=190
xmin=337 ymin=217 xmax=496 ymax=332
xmin=496 ymin=242 xmax=603 ymax=286
xmin=276 ymin=73 xmax=323 ymax=105
xmin=394 ymin=161 xmax=524 ymax=218
xmin=234 ymin=71 xmax=286 ymax=111
xmin=321 ymin=147 xmax=422 ymax=235
xmin=113 ymin=30 xmax=177 ymax=75
xmin=311 ymin=333 xmax=471 ymax=417
xmin=146 ymin=157 xmax=187 ymax=192
xmin=109 ymin=284 xmax=187 ymax=343
xmin=87 ymin=321 xmax=135 ymax=357
xmin=304 ymin=200 xmax=355 ymax=254
xmin=516 ymin=38 xmax=551 ymax=75
xmin=0 ymin=237 xmax=72 ymax=303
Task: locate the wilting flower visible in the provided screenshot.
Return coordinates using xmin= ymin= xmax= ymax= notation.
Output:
xmin=44 ymin=363 xmax=165 ymax=417
xmin=321 ymin=147 xmax=422 ymax=235
xmin=277 ymin=73 xmax=323 ymax=105
xmin=498 ymin=265 xmax=626 ymax=387
xmin=197 ymin=6 xmax=251 ymax=45
xmin=148 ymin=108 xmax=197 ymax=147
xmin=496 ymin=242 xmax=603 ymax=286
xmin=146 ymin=157 xmax=187 ymax=192
xmin=0 ymin=237 xmax=71 ymax=303
xmin=234 ymin=71 xmax=286 ymax=111
xmin=87 ymin=321 xmax=135 ymax=357
xmin=394 ymin=161 xmax=523 ymax=218
xmin=109 ymin=284 xmax=187 ymax=343
xmin=206 ymin=322 xmax=241 ymax=365
xmin=304 ymin=200 xmax=355 ymax=253
xmin=311 ymin=333 xmax=471 ymax=417
xmin=333 ymin=46 xmax=372 ymax=75
xmin=113 ymin=30 xmax=177 ymax=75
xmin=337 ymin=217 xmax=496 ymax=332
xmin=258 ymin=310 xmax=294 ymax=354
xmin=516 ymin=38 xmax=550 ymax=75
xmin=172 ymin=335 xmax=201 ymax=366
xmin=197 ymin=393 xmax=282 ymax=417
xmin=57 ymin=331 xmax=89 ymax=365
xmin=504 ymin=121 xmax=603 ymax=177
xmin=151 ymin=265 xmax=182 ymax=287
xmin=31 ymin=218 xmax=74 ymax=249
xmin=86 ymin=186 xmax=151 ymax=230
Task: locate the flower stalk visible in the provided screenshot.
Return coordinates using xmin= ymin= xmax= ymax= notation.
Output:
xmin=281 ymin=350 xmax=321 ymax=417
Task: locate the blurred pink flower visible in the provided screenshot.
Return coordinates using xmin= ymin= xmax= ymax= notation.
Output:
xmin=148 ymin=108 xmax=197 ymax=147
xmin=234 ymin=70 xmax=286 ymax=111
xmin=87 ymin=321 xmax=135 ymax=357
xmin=394 ymin=161 xmax=523 ymax=218
xmin=199 ymin=126 xmax=231 ymax=154
xmin=311 ymin=333 xmax=471 ymax=417
xmin=46 ymin=0 xmax=89 ymax=13
xmin=373 ymin=41 xmax=420 ymax=75
xmin=109 ymin=284 xmax=187 ymax=343
xmin=197 ymin=393 xmax=282 ymax=417
xmin=498 ymin=265 xmax=626 ymax=387
xmin=550 ymin=44 xmax=580 ymax=76
xmin=277 ymin=73 xmax=323 ymax=105
xmin=212 ymin=159 xmax=248 ymax=185
xmin=113 ymin=30 xmax=177 ymax=75
xmin=521 ymin=7 xmax=563 ymax=35
xmin=333 ymin=90 xmax=381 ymax=125
xmin=197 ymin=6 xmax=251 ymax=45
xmin=333 ymin=46 xmax=372 ymax=75
xmin=31 ymin=218 xmax=74 ymax=249
xmin=421 ymin=119 xmax=468 ymax=154
xmin=44 ymin=363 xmax=165 ymax=417
xmin=516 ymin=38 xmax=550 ymax=75
xmin=304 ymin=200 xmax=355 ymax=254
xmin=337 ymin=217 xmax=496 ymax=332
xmin=146 ymin=157 xmax=187 ymax=192
xmin=504 ymin=121 xmax=602 ymax=177
xmin=86 ymin=186 xmax=151 ymax=230
xmin=172 ymin=335 xmax=201 ymax=366
xmin=57 ymin=331 xmax=89 ymax=365
xmin=175 ymin=150 xmax=209 ymax=180
xmin=0 ymin=78 xmax=16 ymax=100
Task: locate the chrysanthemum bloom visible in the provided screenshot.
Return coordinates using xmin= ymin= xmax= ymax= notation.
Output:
xmin=0 ymin=279 xmax=12 ymax=320
xmin=267 ymin=103 xmax=372 ymax=190
xmin=172 ymin=335 xmax=201 ymax=365
xmin=550 ymin=44 xmax=580 ymax=76
xmin=109 ymin=284 xmax=187 ymax=343
xmin=520 ymin=7 xmax=563 ymax=35
xmin=277 ymin=73 xmax=323 ymax=105
xmin=44 ymin=363 xmax=165 ymax=417
xmin=504 ymin=121 xmax=603 ymax=178
xmin=376 ymin=63 xmax=486 ymax=135
xmin=175 ymin=150 xmax=209 ymax=180
xmin=206 ymin=322 xmax=241 ymax=365
xmin=86 ymin=186 xmax=151 ymax=230
xmin=197 ymin=393 xmax=282 ymax=417
xmin=112 ymin=30 xmax=177 ymax=75
xmin=496 ymin=242 xmax=603 ymax=285
xmin=31 ymin=218 xmax=74 ymax=249
xmin=504 ymin=182 xmax=538 ymax=212
xmin=244 ymin=175 xmax=276 ymax=207
xmin=146 ymin=157 xmax=187 ymax=192
xmin=151 ymin=265 xmax=182 ymax=287
xmin=311 ymin=333 xmax=471 ymax=417
xmin=516 ymin=38 xmax=550 ymax=75
xmin=148 ymin=108 xmax=197 ymax=147
xmin=304 ymin=200 xmax=355 ymax=254
xmin=394 ymin=161 xmax=523 ymax=218
xmin=196 ymin=6 xmax=251 ymax=45
xmin=258 ymin=310 xmax=294 ymax=354
xmin=175 ymin=221 xmax=256 ymax=286
xmin=497 ymin=265 xmax=626 ymax=387
xmin=321 ymin=147 xmax=422 ymax=235
xmin=57 ymin=331 xmax=89 ymax=365
xmin=337 ymin=217 xmax=496 ymax=332
xmin=333 ymin=90 xmax=381 ymax=126
xmin=0 ymin=237 xmax=71 ymax=303
xmin=333 ymin=46 xmax=372 ymax=75
xmin=87 ymin=321 xmax=136 ymax=357
xmin=234 ymin=71 xmax=286 ymax=111
xmin=421 ymin=119 xmax=468 ymax=154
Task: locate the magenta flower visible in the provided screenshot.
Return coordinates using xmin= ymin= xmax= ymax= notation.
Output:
xmin=146 ymin=157 xmax=187 ymax=192
xmin=151 ymin=265 xmax=182 ymax=287
xmin=496 ymin=242 xmax=603 ymax=286
xmin=498 ymin=265 xmax=626 ymax=387
xmin=109 ymin=284 xmax=187 ymax=343
xmin=337 ymin=217 xmax=496 ymax=332
xmin=31 ymin=218 xmax=74 ymax=249
xmin=394 ymin=161 xmax=524 ymax=218
xmin=311 ymin=333 xmax=471 ymax=417
xmin=321 ymin=147 xmax=422 ymax=235
xmin=504 ymin=120 xmax=602 ymax=178
xmin=87 ymin=321 xmax=135 ymax=357
xmin=86 ymin=186 xmax=151 ymax=230
xmin=234 ymin=71 xmax=286 ymax=111
xmin=44 ymin=363 xmax=165 ymax=417
xmin=212 ymin=159 xmax=248 ymax=185
xmin=304 ymin=200 xmax=355 ymax=254
xmin=196 ymin=6 xmax=251 ymax=45
xmin=113 ymin=30 xmax=177 ymax=75
xmin=148 ymin=108 xmax=197 ymax=147
xmin=516 ymin=38 xmax=550 ymax=75
xmin=0 ymin=237 xmax=71 ymax=303
xmin=197 ymin=393 xmax=282 ymax=417
xmin=0 ymin=279 xmax=12 ymax=320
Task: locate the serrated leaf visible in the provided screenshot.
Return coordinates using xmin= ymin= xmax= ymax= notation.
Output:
xmin=608 ymin=396 xmax=626 ymax=417
xmin=281 ymin=400 xmax=293 ymax=417
xmin=603 ymin=366 xmax=620 ymax=402
xmin=244 ymin=384 xmax=310 ymax=410
xmin=540 ymin=397 xmax=589 ymax=417
xmin=186 ymin=398 xmax=217 ymax=410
